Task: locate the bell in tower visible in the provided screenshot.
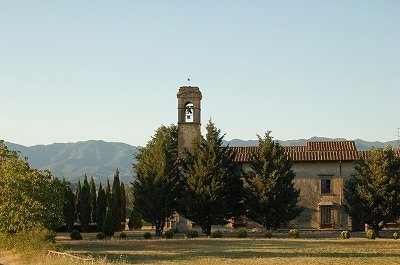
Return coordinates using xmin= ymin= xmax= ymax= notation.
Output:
xmin=177 ymin=86 xmax=202 ymax=158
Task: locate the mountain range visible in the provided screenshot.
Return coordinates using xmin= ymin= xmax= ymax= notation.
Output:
xmin=5 ymin=138 xmax=398 ymax=184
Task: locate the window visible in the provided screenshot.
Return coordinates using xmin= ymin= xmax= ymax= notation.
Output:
xmin=321 ymin=179 xmax=331 ymax=194
xmin=320 ymin=206 xmax=332 ymax=225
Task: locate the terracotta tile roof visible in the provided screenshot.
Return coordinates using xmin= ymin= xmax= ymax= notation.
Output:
xmin=306 ymin=141 xmax=356 ymax=151
xmin=229 ymin=141 xmax=370 ymax=163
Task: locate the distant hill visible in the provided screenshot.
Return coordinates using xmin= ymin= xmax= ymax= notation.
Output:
xmin=5 ymin=140 xmax=139 ymax=184
xmin=5 ymin=138 xmax=398 ymax=184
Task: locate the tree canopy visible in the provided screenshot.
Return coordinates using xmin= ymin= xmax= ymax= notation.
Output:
xmin=345 ymin=146 xmax=400 ymax=233
xmin=243 ymin=132 xmax=303 ymax=230
xmin=0 ymin=140 xmax=64 ymax=233
xmin=132 ymin=125 xmax=181 ymax=236
xmin=180 ymin=120 xmax=244 ymax=235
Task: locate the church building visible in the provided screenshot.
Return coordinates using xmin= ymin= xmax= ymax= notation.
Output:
xmin=176 ymin=85 xmax=368 ymax=230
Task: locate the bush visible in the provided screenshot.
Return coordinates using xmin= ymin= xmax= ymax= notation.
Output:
xmin=366 ymin=229 xmax=377 ymax=240
xmin=211 ymin=230 xmax=223 ymax=238
xmin=70 ymin=230 xmax=82 ymax=240
xmin=288 ymin=229 xmax=299 ymax=239
xmin=119 ymin=232 xmax=127 ymax=239
xmin=143 ymin=232 xmax=152 ymax=239
xmin=264 ymin=230 xmax=273 ymax=238
xmin=96 ymin=232 xmax=106 ymax=240
xmin=393 ymin=231 xmax=399 ymax=240
xmin=164 ymin=230 xmax=174 ymax=239
xmin=187 ymin=229 xmax=199 ymax=239
xmin=236 ymin=228 xmax=247 ymax=238
xmin=340 ymin=230 xmax=351 ymax=239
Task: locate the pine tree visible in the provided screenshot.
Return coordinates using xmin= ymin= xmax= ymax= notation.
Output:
xmin=89 ymin=176 xmax=97 ymax=224
xmin=345 ymin=146 xmax=400 ymax=234
xmin=132 ymin=125 xmax=181 ymax=236
xmin=80 ymin=174 xmax=91 ymax=231
xmin=180 ymin=120 xmax=244 ymax=235
xmin=63 ymin=178 xmax=76 ymax=230
xmin=96 ymin=183 xmax=106 ymax=231
xmin=244 ymin=132 xmax=303 ymax=230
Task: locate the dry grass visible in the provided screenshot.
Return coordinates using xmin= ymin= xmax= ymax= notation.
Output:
xmin=59 ymin=232 xmax=400 ymax=265
xmin=2 ymin=231 xmax=400 ymax=264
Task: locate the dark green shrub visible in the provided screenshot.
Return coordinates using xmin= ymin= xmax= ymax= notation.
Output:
xmin=211 ymin=230 xmax=223 ymax=238
xmin=393 ymin=231 xmax=400 ymax=240
xmin=70 ymin=230 xmax=82 ymax=240
xmin=187 ymin=229 xmax=199 ymax=239
xmin=102 ymin=211 xmax=115 ymax=237
xmin=340 ymin=230 xmax=351 ymax=239
xmin=143 ymin=232 xmax=152 ymax=239
xmin=264 ymin=230 xmax=273 ymax=238
xmin=288 ymin=229 xmax=299 ymax=239
xmin=96 ymin=232 xmax=106 ymax=240
xmin=236 ymin=228 xmax=247 ymax=238
xmin=366 ymin=229 xmax=377 ymax=240
xmin=164 ymin=230 xmax=174 ymax=239
xmin=119 ymin=232 xmax=127 ymax=239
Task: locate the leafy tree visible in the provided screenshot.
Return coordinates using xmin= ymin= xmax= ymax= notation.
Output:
xmin=0 ymin=140 xmax=64 ymax=233
xmin=132 ymin=125 xmax=181 ymax=236
xmin=180 ymin=120 xmax=244 ymax=235
xmin=63 ymin=178 xmax=76 ymax=230
xmin=80 ymin=174 xmax=91 ymax=231
xmin=96 ymin=183 xmax=106 ymax=230
xmin=89 ymin=176 xmax=97 ymax=224
xmin=244 ymin=132 xmax=303 ymax=230
xmin=345 ymin=146 xmax=400 ymax=234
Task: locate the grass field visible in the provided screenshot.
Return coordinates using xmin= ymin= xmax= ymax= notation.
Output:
xmin=2 ymin=231 xmax=400 ymax=264
xmin=58 ymin=231 xmax=400 ymax=265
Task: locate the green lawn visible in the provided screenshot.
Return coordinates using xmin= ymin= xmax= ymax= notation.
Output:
xmin=54 ymin=232 xmax=400 ymax=265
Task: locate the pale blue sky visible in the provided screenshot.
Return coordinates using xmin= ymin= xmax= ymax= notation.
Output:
xmin=1 ymin=1 xmax=399 ymax=146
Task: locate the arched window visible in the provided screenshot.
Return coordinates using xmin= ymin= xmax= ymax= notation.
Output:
xmin=185 ymin=103 xmax=194 ymax=122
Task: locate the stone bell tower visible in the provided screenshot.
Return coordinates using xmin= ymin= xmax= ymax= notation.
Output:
xmin=177 ymin=86 xmax=202 ymax=157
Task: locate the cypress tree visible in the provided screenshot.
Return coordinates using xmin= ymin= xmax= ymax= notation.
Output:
xmin=75 ymin=180 xmax=82 ymax=225
xmin=102 ymin=207 xmax=115 ymax=236
xmin=112 ymin=169 xmax=123 ymax=230
xmin=89 ymin=176 xmax=97 ymax=224
xmin=63 ymin=178 xmax=76 ymax=230
xmin=96 ymin=183 xmax=106 ymax=231
xmin=105 ymin=179 xmax=112 ymax=210
xmin=80 ymin=174 xmax=91 ymax=231
xmin=121 ymin=182 xmax=127 ymax=223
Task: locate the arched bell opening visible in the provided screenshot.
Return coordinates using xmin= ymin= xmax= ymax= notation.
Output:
xmin=184 ymin=102 xmax=194 ymax=123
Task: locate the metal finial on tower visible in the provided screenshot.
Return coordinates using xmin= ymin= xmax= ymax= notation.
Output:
xmin=396 ymin=128 xmax=400 ymax=149
xmin=187 ymin=75 xmax=191 ymax=87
